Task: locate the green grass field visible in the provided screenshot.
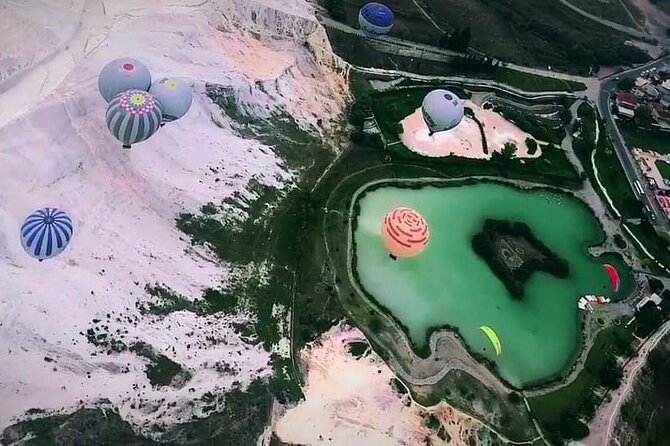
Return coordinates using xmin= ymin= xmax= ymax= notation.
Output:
xmin=494 ymin=68 xmax=587 ymax=92
xmin=529 ymin=324 xmax=635 ymax=443
xmin=656 ymin=160 xmax=670 ymax=181
xmin=564 ymin=0 xmax=642 ymax=28
xmin=623 ymin=127 xmax=670 ymax=155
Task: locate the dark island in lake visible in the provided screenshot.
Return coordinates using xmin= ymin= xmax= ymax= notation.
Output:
xmin=472 ymin=219 xmax=570 ymax=299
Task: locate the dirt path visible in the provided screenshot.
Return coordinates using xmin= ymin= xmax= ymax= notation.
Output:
xmin=585 ymin=320 xmax=670 ymax=446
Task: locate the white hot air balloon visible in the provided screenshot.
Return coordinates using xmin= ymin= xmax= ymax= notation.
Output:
xmin=421 ymin=89 xmax=465 ymax=135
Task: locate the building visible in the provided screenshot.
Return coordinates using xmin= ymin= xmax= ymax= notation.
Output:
xmin=636 ymin=293 xmax=663 ymax=311
xmin=616 ymin=91 xmax=638 ymax=118
xmin=642 ymin=84 xmax=660 ymax=100
xmin=660 ymin=79 xmax=670 ymax=95
xmin=661 ymin=93 xmax=670 ymax=109
xmin=652 ymin=102 xmax=670 ymax=124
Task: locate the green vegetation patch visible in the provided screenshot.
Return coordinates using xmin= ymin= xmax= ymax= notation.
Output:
xmin=494 ymin=105 xmax=565 ymax=144
xmin=130 ymin=342 xmax=190 ymax=387
xmin=622 ymin=127 xmax=670 ymax=155
xmin=422 ymin=0 xmax=650 ymax=73
xmin=472 ymin=219 xmax=570 ymax=299
xmin=573 ymin=103 xmax=643 ymax=219
xmin=615 ymin=335 xmax=670 ymax=445
xmin=1 ymin=408 xmax=157 ymax=446
xmin=529 ymin=325 xmax=634 ymax=444
xmin=625 ymin=220 xmax=670 ymax=274
xmin=494 ymin=68 xmax=586 ymax=92
xmin=1 ymin=381 xmax=274 ymax=446
xmin=422 ymin=369 xmax=537 ymax=441
xmin=564 ymin=0 xmax=642 ymax=28
xmin=656 ymin=160 xmax=670 ymax=182
xmin=140 ymin=284 xmax=238 ymax=316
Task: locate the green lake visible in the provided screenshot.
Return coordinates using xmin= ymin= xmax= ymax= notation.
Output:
xmin=353 ymin=182 xmax=633 ymax=387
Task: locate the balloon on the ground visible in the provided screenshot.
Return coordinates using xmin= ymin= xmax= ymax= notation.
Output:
xmin=105 ymin=90 xmax=162 ymax=148
xmin=604 ymin=264 xmax=620 ymax=292
xmin=149 ymin=78 xmax=193 ymax=123
xmin=358 ymin=2 xmax=394 ymax=36
xmin=480 ymin=325 xmax=502 ymax=356
xmin=98 ymin=58 xmax=152 ymax=103
xmin=421 ymin=89 xmax=465 ymax=135
xmin=21 ymin=208 xmax=73 ymax=260
xmin=381 ymin=207 xmax=430 ymax=258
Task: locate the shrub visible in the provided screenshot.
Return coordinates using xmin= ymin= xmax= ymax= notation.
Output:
xmin=526 ymin=137 xmax=538 ymax=155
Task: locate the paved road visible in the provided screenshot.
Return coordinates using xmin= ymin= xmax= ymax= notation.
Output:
xmin=596 ymin=56 xmax=670 ymax=235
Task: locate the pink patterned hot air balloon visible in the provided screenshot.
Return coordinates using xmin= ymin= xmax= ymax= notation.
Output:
xmin=381 ymin=207 xmax=430 ymax=259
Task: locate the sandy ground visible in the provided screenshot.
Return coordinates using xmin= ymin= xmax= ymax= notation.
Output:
xmin=399 ymin=101 xmax=539 ymax=160
xmin=274 ymin=323 xmax=482 ymax=446
xmin=0 ymin=0 xmax=347 ymax=434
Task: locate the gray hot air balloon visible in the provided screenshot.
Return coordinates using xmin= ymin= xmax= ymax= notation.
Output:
xmin=149 ymin=78 xmax=193 ymax=124
xmin=105 ymin=90 xmax=162 ymax=149
xmin=98 ymin=58 xmax=152 ymax=103
xmin=421 ymin=89 xmax=465 ymax=135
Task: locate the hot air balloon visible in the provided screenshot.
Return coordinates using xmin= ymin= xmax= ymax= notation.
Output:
xmin=358 ymin=2 xmax=394 ymax=36
xmin=480 ymin=325 xmax=502 ymax=356
xmin=381 ymin=207 xmax=429 ymax=260
xmin=20 ymin=208 xmax=73 ymax=261
xmin=98 ymin=58 xmax=152 ymax=103
xmin=105 ymin=89 xmax=162 ymax=148
xmin=148 ymin=78 xmax=193 ymax=124
xmin=603 ymin=264 xmax=620 ymax=293
xmin=421 ymin=89 xmax=465 ymax=135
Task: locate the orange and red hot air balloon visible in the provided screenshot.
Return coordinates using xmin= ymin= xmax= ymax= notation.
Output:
xmin=381 ymin=207 xmax=430 ymax=260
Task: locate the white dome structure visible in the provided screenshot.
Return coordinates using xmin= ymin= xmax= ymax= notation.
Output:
xmin=421 ymin=89 xmax=465 ymax=135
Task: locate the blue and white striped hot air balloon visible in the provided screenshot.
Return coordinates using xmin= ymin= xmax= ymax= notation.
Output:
xmin=358 ymin=3 xmax=394 ymax=36
xmin=20 ymin=208 xmax=73 ymax=261
xmin=149 ymin=78 xmax=193 ymax=124
xmin=105 ymin=89 xmax=163 ymax=149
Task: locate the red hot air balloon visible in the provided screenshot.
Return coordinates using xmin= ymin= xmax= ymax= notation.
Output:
xmin=604 ymin=264 xmax=620 ymax=293
xmin=381 ymin=207 xmax=430 ymax=259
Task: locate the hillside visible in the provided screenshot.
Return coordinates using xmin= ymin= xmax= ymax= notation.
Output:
xmin=0 ymin=0 xmax=348 ymax=441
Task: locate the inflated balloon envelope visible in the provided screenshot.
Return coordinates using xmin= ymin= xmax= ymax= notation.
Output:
xmin=98 ymin=58 xmax=152 ymax=103
xmin=149 ymin=78 xmax=193 ymax=125
xmin=381 ymin=207 xmax=430 ymax=259
xmin=358 ymin=2 xmax=394 ymax=36
xmin=105 ymin=89 xmax=163 ymax=149
xmin=20 ymin=208 xmax=73 ymax=261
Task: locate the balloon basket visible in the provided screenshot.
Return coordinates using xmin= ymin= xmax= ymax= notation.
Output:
xmin=122 ymin=144 xmax=131 ymax=149
xmin=389 ymin=254 xmax=397 ymax=261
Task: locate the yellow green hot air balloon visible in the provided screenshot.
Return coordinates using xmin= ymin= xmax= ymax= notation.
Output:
xmin=480 ymin=325 xmax=502 ymax=356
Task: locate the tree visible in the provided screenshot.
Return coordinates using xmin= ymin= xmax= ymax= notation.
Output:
xmin=525 ymin=138 xmax=538 ymax=155
xmin=635 ymin=105 xmax=654 ymax=127
xmin=617 ymin=78 xmax=635 ymax=91
xmin=325 ymin=0 xmax=345 ymax=22
xmin=648 ymin=276 xmax=664 ymax=294
xmin=461 ymin=27 xmax=472 ymax=51
xmin=501 ymin=142 xmax=517 ymax=160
